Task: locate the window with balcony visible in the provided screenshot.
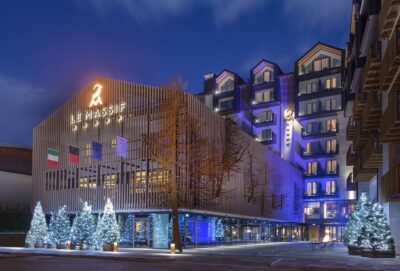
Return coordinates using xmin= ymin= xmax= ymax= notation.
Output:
xmin=325 ymin=98 xmax=337 ymax=111
xmin=306 ymin=161 xmax=318 ymax=175
xmin=306 ymin=182 xmax=318 ymax=196
xmin=326 ymin=119 xmax=337 ymax=132
xmin=305 ymin=202 xmax=320 ymax=219
xmin=313 ymin=57 xmax=330 ymax=72
xmin=255 ymin=89 xmax=274 ymax=103
xmin=256 ymin=110 xmax=274 ymax=123
xmin=326 ymin=160 xmax=337 ymax=174
xmin=325 ymin=77 xmax=337 ymax=89
xmin=218 ymin=78 xmax=234 ymax=93
xmin=305 ymin=81 xmax=318 ymax=94
xmin=326 ymin=139 xmax=337 ymax=153
xmin=306 ymin=121 xmax=320 ymax=134
xmin=326 ymin=180 xmax=337 ymax=195
xmin=305 ymin=142 xmax=320 ymax=155
xmin=261 ymin=128 xmax=273 ymax=141
xmin=218 ymin=97 xmax=235 ymax=110
xmin=306 ymin=101 xmax=319 ymax=114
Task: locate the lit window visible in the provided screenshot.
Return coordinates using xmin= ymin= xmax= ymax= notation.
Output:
xmin=306 ymin=162 xmax=318 ymax=175
xmin=255 ymin=89 xmax=274 ymax=103
xmin=326 ymin=160 xmax=337 ymax=174
xmin=326 ymin=180 xmax=336 ymax=195
xmin=306 ymin=182 xmax=318 ymax=195
xmin=326 ymin=119 xmax=337 ymax=132
xmin=326 ymin=139 xmax=337 ymax=153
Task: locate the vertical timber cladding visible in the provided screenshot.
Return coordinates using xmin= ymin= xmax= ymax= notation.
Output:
xmin=32 ymin=77 xmax=303 ymax=221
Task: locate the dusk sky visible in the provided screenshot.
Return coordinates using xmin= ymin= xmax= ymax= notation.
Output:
xmin=0 ymin=0 xmax=351 ymax=146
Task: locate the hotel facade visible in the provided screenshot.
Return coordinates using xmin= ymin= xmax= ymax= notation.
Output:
xmin=200 ymin=43 xmax=356 ymax=242
xmin=32 ymin=78 xmax=305 ymax=248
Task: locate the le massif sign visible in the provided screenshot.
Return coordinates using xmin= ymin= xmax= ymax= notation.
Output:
xmin=70 ymin=84 xmax=126 ymax=130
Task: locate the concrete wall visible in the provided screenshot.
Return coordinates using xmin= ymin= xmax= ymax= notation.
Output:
xmin=0 ymin=171 xmax=31 ymax=206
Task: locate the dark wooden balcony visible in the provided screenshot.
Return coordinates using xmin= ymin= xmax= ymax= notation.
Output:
xmin=381 ymin=164 xmax=400 ymax=201
xmin=379 ymin=0 xmax=400 ymax=39
xmin=353 ymin=158 xmax=376 ymax=182
xmin=380 ymin=23 xmax=400 ymax=91
xmin=352 ymin=92 xmax=368 ymax=121
xmin=346 ymin=116 xmax=356 ymax=140
xmin=380 ymin=90 xmax=400 ymax=142
xmin=362 ymin=92 xmax=382 ymax=130
xmin=346 ymin=144 xmax=356 ymax=166
xmin=362 ymin=133 xmax=383 ymax=169
xmin=353 ymin=123 xmax=369 ymax=151
xmin=362 ymin=43 xmax=381 ymax=91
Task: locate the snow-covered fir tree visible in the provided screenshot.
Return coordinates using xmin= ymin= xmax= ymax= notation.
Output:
xmin=48 ymin=205 xmax=70 ymax=247
xmin=121 ymin=214 xmax=135 ymax=244
xmin=215 ymin=219 xmax=224 ymax=239
xmin=70 ymin=202 xmax=95 ymax=248
xmin=368 ymin=203 xmax=395 ymax=251
xmin=25 ymin=201 xmax=49 ymax=246
xmin=343 ymin=193 xmax=372 ymax=248
xmin=96 ymin=198 xmax=120 ymax=245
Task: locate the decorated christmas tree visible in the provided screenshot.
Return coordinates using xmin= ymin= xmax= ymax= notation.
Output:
xmin=343 ymin=193 xmax=372 ymax=248
xmin=70 ymin=202 xmax=95 ymax=249
xmin=121 ymin=214 xmax=135 ymax=245
xmin=215 ymin=219 xmax=224 ymax=239
xmin=25 ymin=201 xmax=49 ymax=247
xmin=48 ymin=205 xmax=71 ymax=247
xmin=96 ymin=198 xmax=120 ymax=247
xmin=368 ymin=203 xmax=395 ymax=251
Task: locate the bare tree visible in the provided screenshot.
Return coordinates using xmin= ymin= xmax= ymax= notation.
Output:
xmin=141 ymin=77 xmax=248 ymax=252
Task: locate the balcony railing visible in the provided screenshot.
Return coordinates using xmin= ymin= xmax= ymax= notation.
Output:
xmin=353 ymin=158 xmax=376 ymax=182
xmin=254 ymin=115 xmax=275 ymax=126
xmin=380 ymin=90 xmax=400 ymax=142
xmin=346 ymin=144 xmax=356 ymax=166
xmin=353 ymin=122 xmax=369 ymax=151
xmin=362 ymin=92 xmax=382 ymax=130
xmin=301 ymin=128 xmax=338 ymax=139
xmin=380 ymin=23 xmax=400 ymax=91
xmin=381 ymin=164 xmax=400 ymax=201
xmin=302 ymin=144 xmax=339 ymax=158
xmin=379 ymin=0 xmax=400 ymax=39
xmin=346 ymin=172 xmax=357 ymax=191
xmin=352 ymin=92 xmax=368 ymax=121
xmin=303 ymin=167 xmax=339 ymax=179
xmin=362 ymin=42 xmax=381 ymax=91
xmin=346 ymin=116 xmax=356 ymax=140
xmin=362 ymin=132 xmax=383 ymax=169
xmin=255 ymin=133 xmax=276 ymax=145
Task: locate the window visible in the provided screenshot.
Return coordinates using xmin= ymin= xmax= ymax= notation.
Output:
xmin=325 ymin=98 xmax=337 ymax=111
xmin=103 ymin=174 xmax=117 ymax=189
xmin=305 ymin=81 xmax=318 ymax=94
xmin=305 ymin=142 xmax=320 ymax=155
xmin=305 ymin=202 xmax=320 ymax=219
xmin=306 ymin=101 xmax=319 ymax=114
xmin=218 ymin=97 xmax=235 ymax=110
xmin=326 ymin=180 xmax=336 ymax=195
xmin=326 ymin=119 xmax=337 ymax=132
xmin=306 ymin=161 xmax=318 ymax=175
xmin=306 ymin=121 xmax=320 ymax=134
xmin=258 ymin=110 xmax=274 ymax=122
xmin=306 ymin=182 xmax=318 ymax=195
xmin=326 ymin=139 xmax=337 ymax=153
xmin=326 ymin=160 xmax=337 ymax=174
xmin=219 ymin=79 xmax=234 ymax=92
xmin=325 ymin=77 xmax=337 ymax=89
xmin=255 ymin=70 xmax=274 ymax=85
xmin=255 ymin=89 xmax=274 ymax=103
xmin=261 ymin=129 xmax=273 ymax=141
xmin=325 ymin=202 xmax=339 ymax=219
xmin=313 ymin=57 xmax=330 ymax=72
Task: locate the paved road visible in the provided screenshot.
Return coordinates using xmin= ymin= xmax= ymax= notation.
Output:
xmin=0 ymin=242 xmax=399 ymax=271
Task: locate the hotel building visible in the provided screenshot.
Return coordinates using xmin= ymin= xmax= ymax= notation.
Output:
xmin=32 ymin=77 xmax=305 ymax=248
xmin=344 ymin=0 xmax=400 ymax=253
xmin=201 ymin=43 xmax=355 ymax=241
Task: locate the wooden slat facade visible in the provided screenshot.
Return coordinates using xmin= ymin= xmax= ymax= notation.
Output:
xmin=32 ymin=77 xmax=304 ymax=223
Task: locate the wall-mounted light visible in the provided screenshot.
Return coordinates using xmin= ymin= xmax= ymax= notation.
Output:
xmin=214 ymin=108 xmax=220 ymax=112
xmin=251 ymin=100 xmax=257 ymax=105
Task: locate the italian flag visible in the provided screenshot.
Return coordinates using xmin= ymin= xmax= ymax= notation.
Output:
xmin=47 ymin=148 xmax=59 ymax=167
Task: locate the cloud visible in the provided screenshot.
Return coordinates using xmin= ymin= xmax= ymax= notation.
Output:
xmin=282 ymin=0 xmax=351 ymax=31
xmin=0 ymin=75 xmax=64 ymax=145
xmin=77 ymin=0 xmax=267 ymax=27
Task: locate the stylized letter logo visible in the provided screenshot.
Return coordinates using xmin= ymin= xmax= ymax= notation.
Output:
xmin=89 ymin=84 xmax=103 ymax=108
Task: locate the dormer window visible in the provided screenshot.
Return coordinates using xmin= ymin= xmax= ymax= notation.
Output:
xmin=255 ymin=70 xmax=274 ymax=85
xmin=313 ymin=57 xmax=330 ymax=72
xmin=218 ymin=78 xmax=234 ymax=93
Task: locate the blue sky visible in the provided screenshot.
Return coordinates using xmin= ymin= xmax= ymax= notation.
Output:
xmin=0 ymin=0 xmax=351 ymax=146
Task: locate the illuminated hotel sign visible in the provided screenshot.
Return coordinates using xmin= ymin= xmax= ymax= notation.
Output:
xmin=70 ymin=84 xmax=126 ymax=131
